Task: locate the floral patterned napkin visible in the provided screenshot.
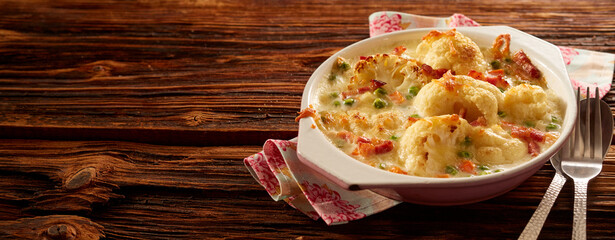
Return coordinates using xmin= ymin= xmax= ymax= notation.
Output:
xmin=244 ymin=12 xmax=615 ymax=225
xmin=244 ymin=138 xmax=399 ymax=225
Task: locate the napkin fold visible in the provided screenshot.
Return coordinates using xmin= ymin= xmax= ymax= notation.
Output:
xmin=244 ymin=12 xmax=615 ymax=225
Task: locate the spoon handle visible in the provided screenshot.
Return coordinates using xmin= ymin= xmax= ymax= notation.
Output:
xmin=518 ymin=172 xmax=567 ymax=240
xmin=572 ymin=179 xmax=588 ymax=240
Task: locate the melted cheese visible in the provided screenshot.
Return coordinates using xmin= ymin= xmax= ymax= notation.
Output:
xmin=312 ymin=30 xmax=564 ymax=178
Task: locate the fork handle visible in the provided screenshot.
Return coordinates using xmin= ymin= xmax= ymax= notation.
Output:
xmin=572 ymin=179 xmax=588 ymax=240
xmin=518 ymin=172 xmax=567 ymax=240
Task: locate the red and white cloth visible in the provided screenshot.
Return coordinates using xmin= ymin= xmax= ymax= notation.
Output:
xmin=244 ymin=12 xmax=615 ymax=225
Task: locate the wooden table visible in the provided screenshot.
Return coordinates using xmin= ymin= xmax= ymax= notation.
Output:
xmin=1 ymin=0 xmax=613 ymax=239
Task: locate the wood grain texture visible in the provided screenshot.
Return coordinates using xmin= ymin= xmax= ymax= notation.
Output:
xmin=0 ymin=140 xmax=613 ymax=239
xmin=0 ymin=0 xmax=614 ymax=239
xmin=0 ymin=0 xmax=613 ymax=145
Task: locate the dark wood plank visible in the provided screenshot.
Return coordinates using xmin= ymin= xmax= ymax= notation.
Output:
xmin=0 ymin=0 xmax=613 ymax=145
xmin=0 ymin=140 xmax=614 ymax=239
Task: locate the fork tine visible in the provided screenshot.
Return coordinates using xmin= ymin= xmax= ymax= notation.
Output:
xmin=593 ymin=87 xmax=602 ymax=159
xmin=573 ymin=87 xmax=583 ymax=158
xmin=582 ymin=87 xmax=591 ymax=158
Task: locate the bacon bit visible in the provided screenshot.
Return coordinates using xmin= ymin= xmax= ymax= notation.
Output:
xmin=420 ymin=64 xmax=450 ymax=79
xmin=393 ymin=46 xmax=407 ymax=56
xmin=374 ymin=140 xmax=394 ymax=154
xmin=513 ymin=50 xmax=542 ymax=79
xmin=370 ymin=79 xmax=387 ymax=89
xmin=501 ymin=121 xmax=547 ymax=156
xmin=388 ymin=91 xmax=406 ymax=104
xmin=459 ymin=160 xmax=476 ymax=174
xmin=311 ymin=124 xmax=316 ymax=129
xmin=502 ymin=121 xmax=546 ymax=142
xmin=528 ymin=141 xmax=541 ymax=157
xmin=469 ymin=69 xmax=509 ymax=89
xmin=295 ymin=107 xmax=317 ymax=122
xmin=352 ymin=137 xmax=395 ymax=157
xmin=359 ymin=56 xmax=367 ymax=60
xmin=468 ymin=70 xmax=485 ymax=80
xmin=484 ymin=69 xmax=510 ymax=89
xmin=492 ymin=34 xmax=511 ymax=59
xmin=470 ymin=116 xmax=487 ymax=127
xmin=357 ymin=142 xmax=375 ymax=156
xmin=389 ymin=166 xmax=408 ymax=175
xmin=436 ymin=174 xmax=450 ymax=178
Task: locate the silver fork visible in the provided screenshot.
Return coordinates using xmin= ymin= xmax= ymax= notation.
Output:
xmin=560 ymin=87 xmax=613 ymax=240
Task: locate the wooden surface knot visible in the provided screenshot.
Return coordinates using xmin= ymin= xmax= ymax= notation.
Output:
xmin=64 ymin=167 xmax=97 ymax=191
xmin=46 ymin=224 xmax=76 ymax=240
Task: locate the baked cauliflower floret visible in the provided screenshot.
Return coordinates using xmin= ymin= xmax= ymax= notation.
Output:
xmin=500 ymin=84 xmax=564 ymax=130
xmin=416 ymin=29 xmax=488 ymax=75
xmin=352 ymin=54 xmax=431 ymax=93
xmin=398 ymin=115 xmax=472 ymax=177
xmin=413 ymin=73 xmax=504 ymax=125
xmin=319 ymin=110 xmax=405 ymax=140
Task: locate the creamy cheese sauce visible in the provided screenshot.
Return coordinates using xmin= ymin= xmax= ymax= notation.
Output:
xmin=306 ymin=29 xmax=565 ymax=178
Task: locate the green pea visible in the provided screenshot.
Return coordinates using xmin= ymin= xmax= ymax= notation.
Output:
xmin=445 ymin=166 xmax=459 ymax=175
xmin=497 ymin=111 xmax=507 ymax=118
xmin=458 ymin=151 xmax=472 ymax=159
xmin=378 ymin=163 xmax=386 ymax=170
xmin=333 ymin=101 xmax=341 ymax=106
xmin=343 ymin=98 xmax=355 ymax=106
xmin=390 ymin=135 xmax=399 ymax=140
xmin=408 ymin=86 xmax=419 ymax=97
xmin=328 ymin=74 xmax=337 ymax=81
xmin=410 ymin=114 xmax=421 ymax=118
xmin=330 ymin=92 xmax=339 ymax=98
xmin=478 ymin=165 xmax=489 ymax=171
xmin=374 ymin=87 xmax=387 ymax=96
xmin=373 ymin=98 xmax=387 ymax=109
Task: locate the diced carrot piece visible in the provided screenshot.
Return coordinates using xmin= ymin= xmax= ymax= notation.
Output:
xmin=459 ymin=160 xmax=476 ymax=174
xmin=388 ymin=90 xmax=406 ymax=104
